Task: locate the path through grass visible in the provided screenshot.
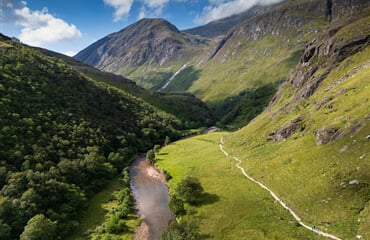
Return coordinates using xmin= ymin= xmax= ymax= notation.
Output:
xmin=157 ymin=132 xmax=324 ymax=239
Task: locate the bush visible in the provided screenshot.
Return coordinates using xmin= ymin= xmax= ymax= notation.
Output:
xmin=104 ymin=214 xmax=126 ymax=234
xmin=169 ymin=194 xmax=186 ymax=216
xmin=146 ymin=149 xmax=155 ymax=164
xmin=161 ymin=219 xmax=201 ymax=240
xmin=175 ymin=176 xmax=204 ymax=205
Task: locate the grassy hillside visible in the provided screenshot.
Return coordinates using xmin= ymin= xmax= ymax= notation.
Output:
xmin=157 ymin=132 xmax=322 ymax=239
xmin=222 ymin=15 xmax=370 ymax=239
xmin=0 ymin=34 xmax=181 ymax=239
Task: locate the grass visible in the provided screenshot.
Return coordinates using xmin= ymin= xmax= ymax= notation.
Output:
xmin=163 ymin=66 xmax=202 ymax=92
xmin=66 ymin=177 xmax=140 ymax=240
xmin=156 ymin=132 xmax=323 ymax=239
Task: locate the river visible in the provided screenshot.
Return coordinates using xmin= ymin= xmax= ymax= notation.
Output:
xmin=130 ymin=157 xmax=175 ymax=240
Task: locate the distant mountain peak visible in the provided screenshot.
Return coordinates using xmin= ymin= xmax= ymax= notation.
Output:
xmin=122 ymin=18 xmax=181 ymax=34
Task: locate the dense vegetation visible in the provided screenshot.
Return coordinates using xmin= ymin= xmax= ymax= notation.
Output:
xmin=215 ymin=83 xmax=279 ymax=129
xmin=0 ymin=34 xmax=181 ymax=239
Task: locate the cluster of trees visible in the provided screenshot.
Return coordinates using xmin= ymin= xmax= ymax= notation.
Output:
xmin=161 ymin=176 xmax=204 ymax=239
xmin=84 ymin=168 xmax=134 ymax=239
xmin=0 ymin=35 xmax=181 ymax=239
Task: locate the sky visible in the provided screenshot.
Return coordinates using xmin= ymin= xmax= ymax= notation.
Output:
xmin=0 ymin=0 xmax=284 ymax=56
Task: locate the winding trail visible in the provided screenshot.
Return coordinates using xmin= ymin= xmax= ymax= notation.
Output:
xmin=219 ymin=137 xmax=342 ymax=240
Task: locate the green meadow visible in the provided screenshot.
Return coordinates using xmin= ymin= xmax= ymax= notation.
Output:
xmin=157 ymin=132 xmax=323 ymax=239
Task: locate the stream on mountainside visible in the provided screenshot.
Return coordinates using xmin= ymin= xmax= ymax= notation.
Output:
xmin=130 ymin=157 xmax=175 ymax=240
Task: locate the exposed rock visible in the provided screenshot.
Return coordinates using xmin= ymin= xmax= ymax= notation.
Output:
xmin=348 ymin=179 xmax=359 ymax=185
xmin=350 ymin=122 xmax=363 ymax=136
xmin=315 ymin=126 xmax=343 ymax=145
xmin=340 ymin=146 xmax=348 ymax=152
xmin=267 ymin=116 xmax=304 ymax=142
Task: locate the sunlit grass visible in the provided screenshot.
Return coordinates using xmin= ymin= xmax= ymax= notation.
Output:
xmin=157 ymin=132 xmax=322 ymax=239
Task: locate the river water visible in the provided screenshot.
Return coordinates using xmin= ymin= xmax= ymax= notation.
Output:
xmin=130 ymin=157 xmax=175 ymax=240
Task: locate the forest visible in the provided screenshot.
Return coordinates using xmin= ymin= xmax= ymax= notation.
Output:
xmin=0 ymin=35 xmax=181 ymax=239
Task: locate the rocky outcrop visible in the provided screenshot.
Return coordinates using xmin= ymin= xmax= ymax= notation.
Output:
xmin=269 ymin=3 xmax=370 ymax=111
xmin=315 ymin=126 xmax=343 ymax=146
xmin=267 ymin=116 xmax=304 ymax=142
xmin=207 ymin=0 xmax=331 ymax=62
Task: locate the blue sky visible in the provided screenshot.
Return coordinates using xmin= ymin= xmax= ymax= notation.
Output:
xmin=0 ymin=0 xmax=283 ymax=56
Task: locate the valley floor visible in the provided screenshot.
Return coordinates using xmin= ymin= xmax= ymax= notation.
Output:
xmin=156 ymin=132 xmax=325 ymax=240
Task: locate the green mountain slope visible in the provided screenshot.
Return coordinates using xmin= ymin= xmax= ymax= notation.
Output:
xmin=0 ymin=34 xmax=182 ymax=239
xmin=223 ymin=13 xmax=370 ymax=239
xmin=170 ymin=0 xmax=330 ymax=103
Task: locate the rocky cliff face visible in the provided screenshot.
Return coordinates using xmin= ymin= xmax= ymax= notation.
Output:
xmin=267 ymin=3 xmax=370 ymax=144
xmin=209 ymin=0 xmax=328 ymax=60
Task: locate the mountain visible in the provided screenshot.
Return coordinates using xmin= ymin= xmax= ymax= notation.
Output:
xmin=223 ymin=10 xmax=370 ymax=239
xmin=75 ymin=18 xmax=210 ymax=90
xmin=0 ymin=33 xmax=185 ymax=239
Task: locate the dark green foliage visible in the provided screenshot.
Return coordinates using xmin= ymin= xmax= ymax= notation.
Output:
xmin=104 ymin=214 xmax=126 ymax=234
xmin=20 ymin=214 xmax=56 ymax=240
xmin=169 ymin=194 xmax=186 ymax=216
xmin=163 ymin=169 xmax=172 ymax=181
xmin=0 ymin=35 xmax=180 ymax=239
xmin=161 ymin=219 xmax=201 ymax=240
xmin=175 ymin=176 xmax=204 ymax=205
xmin=146 ymin=150 xmax=155 ymax=164
xmin=215 ymin=83 xmax=279 ymax=129
xmin=0 ymin=220 xmax=11 ymax=240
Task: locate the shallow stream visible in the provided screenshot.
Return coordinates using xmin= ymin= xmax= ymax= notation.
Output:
xmin=130 ymin=157 xmax=174 ymax=240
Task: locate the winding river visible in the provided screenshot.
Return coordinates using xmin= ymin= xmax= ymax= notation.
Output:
xmin=130 ymin=157 xmax=175 ymax=240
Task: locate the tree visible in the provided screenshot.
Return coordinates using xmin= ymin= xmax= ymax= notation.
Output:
xmin=161 ymin=219 xmax=201 ymax=240
xmin=169 ymin=194 xmax=186 ymax=216
xmin=164 ymin=136 xmax=171 ymax=146
xmin=175 ymin=176 xmax=204 ymax=205
xmin=0 ymin=220 xmax=11 ymax=240
xmin=146 ymin=149 xmax=155 ymax=164
xmin=20 ymin=214 xmax=56 ymax=240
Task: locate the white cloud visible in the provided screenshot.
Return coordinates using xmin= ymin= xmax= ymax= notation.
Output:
xmin=63 ymin=50 xmax=77 ymax=57
xmin=14 ymin=6 xmax=81 ymax=47
xmin=196 ymin=0 xmax=285 ymax=24
xmin=138 ymin=6 xmax=147 ymax=20
xmin=136 ymin=0 xmax=169 ymax=19
xmin=103 ymin=0 xmax=134 ymax=21
xmin=142 ymin=0 xmax=169 ymax=8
